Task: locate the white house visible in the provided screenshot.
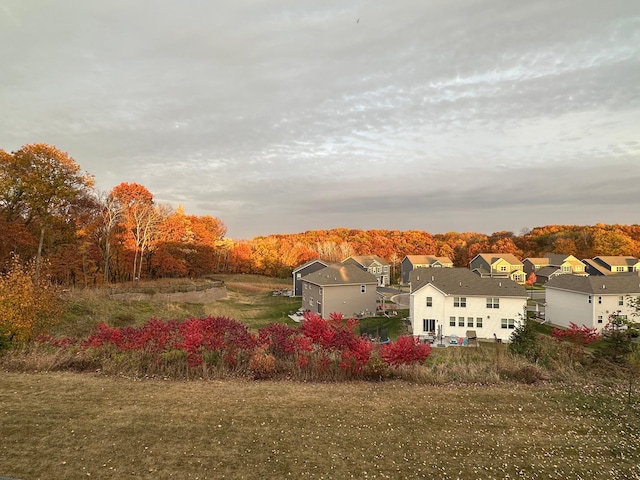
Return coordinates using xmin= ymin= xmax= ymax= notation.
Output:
xmin=410 ymin=268 xmax=528 ymax=343
xmin=545 ymin=274 xmax=640 ymax=332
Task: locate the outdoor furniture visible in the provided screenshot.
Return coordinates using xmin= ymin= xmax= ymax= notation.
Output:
xmin=466 ymin=330 xmax=478 ymax=347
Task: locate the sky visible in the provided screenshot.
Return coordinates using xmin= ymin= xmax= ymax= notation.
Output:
xmin=1 ymin=0 xmax=639 ymax=240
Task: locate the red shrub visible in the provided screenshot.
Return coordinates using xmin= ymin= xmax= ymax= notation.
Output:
xmin=381 ymin=336 xmax=431 ymax=367
xmin=552 ymin=322 xmax=601 ymax=346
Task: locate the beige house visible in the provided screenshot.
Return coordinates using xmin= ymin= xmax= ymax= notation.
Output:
xmin=523 ymin=254 xmax=585 ymax=275
xmin=583 ymin=256 xmax=640 ymax=276
xmin=401 ymin=255 xmax=454 ymax=285
xmin=300 ymin=264 xmax=378 ymax=319
xmin=469 ymin=253 xmax=526 ymax=284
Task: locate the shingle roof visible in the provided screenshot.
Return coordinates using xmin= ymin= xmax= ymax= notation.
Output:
xmin=475 ymin=253 xmax=523 ymax=266
xmin=545 ymin=273 xmax=640 ymax=295
xmin=292 ymin=258 xmax=330 ymax=273
xmin=343 ymin=255 xmax=389 ymax=267
xmin=535 ymin=266 xmax=562 ymax=277
xmin=582 ymin=258 xmax=612 ymax=275
xmin=410 ymin=268 xmax=527 ymax=297
xmin=594 ymin=256 xmax=640 ymax=267
xmin=405 ymin=255 xmax=453 ymax=266
xmin=524 ymin=257 xmax=549 ymax=265
xmin=301 ymin=264 xmax=378 ymax=286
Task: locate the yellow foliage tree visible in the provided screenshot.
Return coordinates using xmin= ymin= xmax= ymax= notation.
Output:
xmin=0 ymin=255 xmax=63 ymax=344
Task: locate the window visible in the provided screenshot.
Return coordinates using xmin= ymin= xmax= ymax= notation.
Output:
xmin=454 ymin=297 xmax=466 ymax=307
xmin=309 ymin=297 xmax=314 ymax=307
xmin=575 ymin=265 xmax=583 ymax=272
xmin=619 ymin=296 xmax=624 ymax=306
xmin=500 ymin=265 xmax=507 ymax=272
xmin=449 ymin=316 xmax=456 ymax=327
xmin=423 ymin=319 xmax=435 ymax=333
xmin=588 ymin=295 xmax=592 ymax=304
xmin=597 ymin=315 xmax=603 ymax=324
xmin=562 ymin=266 xmax=571 ymax=272
xmin=476 ymin=317 xmax=483 ymax=328
xmin=598 ymin=296 xmax=602 ymax=304
xmin=616 ymin=266 xmax=626 ymax=272
xmin=296 ymin=273 xmax=301 ymax=279
xmin=486 ymin=297 xmax=499 ymax=309
xmin=501 ymin=318 xmax=515 ymax=329
xmin=360 ymin=285 xmax=366 ymax=294
xmin=467 ymin=317 xmax=474 ymax=327
xmin=458 ymin=317 xmax=465 ymax=327
xmin=426 ymin=297 xmax=433 ymax=307
xmin=304 ymin=283 xmax=307 ymax=290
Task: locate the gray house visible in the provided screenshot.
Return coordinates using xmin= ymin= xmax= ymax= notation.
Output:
xmin=401 ymin=255 xmax=453 ymax=285
xmin=342 ymin=255 xmax=390 ymax=286
xmin=292 ymin=259 xmax=330 ymax=296
xmin=300 ymin=264 xmax=378 ymax=319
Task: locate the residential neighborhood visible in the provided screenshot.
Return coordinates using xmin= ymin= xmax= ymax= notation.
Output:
xmin=290 ymin=253 xmax=640 ymax=343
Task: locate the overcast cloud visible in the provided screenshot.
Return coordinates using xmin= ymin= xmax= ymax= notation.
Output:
xmin=1 ymin=0 xmax=639 ymax=239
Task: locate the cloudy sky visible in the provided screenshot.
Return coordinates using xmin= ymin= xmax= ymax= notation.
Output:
xmin=1 ymin=1 xmax=639 ymax=239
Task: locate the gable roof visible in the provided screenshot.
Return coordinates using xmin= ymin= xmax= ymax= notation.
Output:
xmin=546 ymin=254 xmax=579 ymax=265
xmin=535 ymin=266 xmax=563 ymax=277
xmin=343 ymin=255 xmax=389 ymax=267
xmin=410 ymin=268 xmax=527 ymax=297
xmin=582 ymin=258 xmax=612 ymax=275
xmin=404 ymin=255 xmax=453 ymax=266
xmin=472 ymin=253 xmax=523 ymax=266
xmin=292 ymin=258 xmax=330 ymax=273
xmin=545 ymin=273 xmax=640 ymax=295
xmin=524 ymin=257 xmax=549 ymax=265
xmin=594 ymin=256 xmax=640 ymax=268
xmin=301 ymin=264 xmax=378 ymax=287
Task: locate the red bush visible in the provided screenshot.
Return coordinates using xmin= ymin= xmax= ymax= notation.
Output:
xmin=552 ymin=322 xmax=601 ymax=346
xmin=381 ymin=336 xmax=431 ymax=367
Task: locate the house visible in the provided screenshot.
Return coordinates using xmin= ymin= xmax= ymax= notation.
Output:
xmin=342 ymin=255 xmax=390 ymax=286
xmin=533 ymin=266 xmax=566 ymax=284
xmin=409 ymin=268 xmax=528 ymax=343
xmin=523 ymin=254 xmax=586 ymax=277
xmin=400 ymin=255 xmax=454 ymax=285
xmin=582 ymin=256 xmax=640 ymax=276
xmin=469 ymin=253 xmax=526 ymax=284
xmin=300 ymin=264 xmax=378 ymax=319
xmin=545 ymin=274 xmax=640 ymax=332
xmin=292 ymin=259 xmax=330 ymax=296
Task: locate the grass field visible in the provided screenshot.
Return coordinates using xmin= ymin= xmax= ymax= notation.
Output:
xmin=1 ymin=372 xmax=639 ymax=480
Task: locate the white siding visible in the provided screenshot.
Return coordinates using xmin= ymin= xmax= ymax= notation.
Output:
xmin=411 ymin=284 xmax=527 ymax=342
xmin=546 ymin=288 xmax=637 ymax=332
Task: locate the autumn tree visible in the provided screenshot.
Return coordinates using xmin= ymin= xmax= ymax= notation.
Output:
xmin=0 ymin=144 xmax=95 ymax=278
xmin=0 ymin=254 xmax=63 ymax=346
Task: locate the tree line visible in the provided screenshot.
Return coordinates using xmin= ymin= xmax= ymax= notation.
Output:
xmin=2 ymin=143 xmax=640 ymax=285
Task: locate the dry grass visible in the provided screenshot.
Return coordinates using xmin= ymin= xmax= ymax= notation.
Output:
xmin=1 ymin=372 xmax=639 ymax=479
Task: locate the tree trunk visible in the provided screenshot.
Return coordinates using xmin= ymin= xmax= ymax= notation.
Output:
xmin=35 ymin=225 xmax=45 ymax=281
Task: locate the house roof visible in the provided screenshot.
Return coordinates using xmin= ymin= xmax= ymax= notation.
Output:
xmin=594 ymin=256 xmax=640 ymax=267
xmin=472 ymin=253 xmax=523 ymax=266
xmin=292 ymin=258 xmax=330 ymax=273
xmin=545 ymin=253 xmax=579 ymax=265
xmin=404 ymin=255 xmax=453 ymax=266
xmin=582 ymin=258 xmax=612 ymax=275
xmin=535 ymin=266 xmax=562 ymax=277
xmin=524 ymin=257 xmax=549 ymax=265
xmin=342 ymin=255 xmax=390 ymax=267
xmin=545 ymin=273 xmax=640 ymax=295
xmin=301 ymin=264 xmax=378 ymax=287
xmin=410 ymin=268 xmax=527 ymax=297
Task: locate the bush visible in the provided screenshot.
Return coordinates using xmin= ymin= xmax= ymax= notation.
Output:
xmin=509 ymin=317 xmax=540 ymax=362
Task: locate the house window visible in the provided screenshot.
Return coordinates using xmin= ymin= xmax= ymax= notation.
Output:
xmin=309 ymin=297 xmax=314 ymax=307
xmin=458 ymin=317 xmax=465 ymax=327
xmin=476 ymin=317 xmax=483 ymax=328
xmin=486 ymin=297 xmax=499 ymax=309
xmin=296 ymin=273 xmax=301 ymax=279
xmin=615 ymin=266 xmax=626 ymax=272
xmin=454 ymin=297 xmax=466 ymax=307
xmin=361 ymin=285 xmax=366 ymax=294
xmin=598 ymin=296 xmax=602 ymax=304
xmin=562 ymin=266 xmax=570 ymax=272
xmin=575 ymin=265 xmax=583 ymax=272
xmin=501 ymin=318 xmax=515 ymax=329
xmin=618 ymin=296 xmax=624 ymax=306
xmin=500 ymin=265 xmax=507 ymax=272
xmin=426 ymin=297 xmax=433 ymax=307
xmin=467 ymin=317 xmax=474 ymax=327
xmin=449 ymin=316 xmax=456 ymax=327
xmin=597 ymin=315 xmax=603 ymax=324
xmin=423 ymin=319 xmax=435 ymax=333
xmin=588 ymin=295 xmax=591 ymax=304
